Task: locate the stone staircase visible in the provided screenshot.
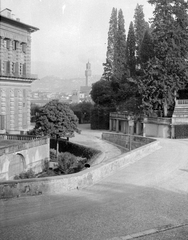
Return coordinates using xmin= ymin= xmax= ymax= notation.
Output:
xmin=172 ymin=99 xmax=188 ymax=124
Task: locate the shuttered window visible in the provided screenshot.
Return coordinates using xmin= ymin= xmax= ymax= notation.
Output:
xmin=0 ymin=115 xmax=6 ymax=130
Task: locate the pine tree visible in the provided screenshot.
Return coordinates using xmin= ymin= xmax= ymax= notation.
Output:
xmin=102 ymin=8 xmax=117 ymax=81
xmin=134 ymin=4 xmax=148 ymax=60
xmin=113 ymin=9 xmax=127 ymax=81
xmin=139 ymin=0 xmax=188 ymax=116
xmin=126 ymin=21 xmax=136 ymax=76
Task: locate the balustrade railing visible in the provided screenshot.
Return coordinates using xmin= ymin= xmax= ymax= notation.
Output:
xmin=177 ymin=99 xmax=188 ymax=105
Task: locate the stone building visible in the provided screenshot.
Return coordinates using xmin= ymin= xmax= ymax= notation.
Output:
xmin=0 ymin=8 xmax=39 ymax=134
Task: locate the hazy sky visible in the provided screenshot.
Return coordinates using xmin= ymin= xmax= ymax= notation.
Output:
xmin=1 ymin=0 xmax=154 ymax=78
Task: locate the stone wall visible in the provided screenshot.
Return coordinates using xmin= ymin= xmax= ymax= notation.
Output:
xmin=102 ymin=132 xmax=155 ymax=151
xmin=0 ymin=139 xmax=160 ymax=199
xmin=0 ymin=137 xmax=49 ymax=181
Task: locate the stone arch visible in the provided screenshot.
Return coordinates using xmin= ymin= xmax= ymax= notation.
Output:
xmin=8 ymin=153 xmax=26 ymax=180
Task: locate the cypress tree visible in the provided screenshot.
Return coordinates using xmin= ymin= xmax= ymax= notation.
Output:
xmin=140 ymin=29 xmax=154 ymax=67
xmin=126 ymin=21 xmax=136 ymax=77
xmin=134 ymin=4 xmax=148 ymax=60
xmin=113 ymin=9 xmax=127 ymax=81
xmin=139 ymin=0 xmax=188 ymax=116
xmin=102 ymin=8 xmax=117 ymax=81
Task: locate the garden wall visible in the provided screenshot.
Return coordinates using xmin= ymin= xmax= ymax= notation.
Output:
xmin=102 ymin=132 xmax=155 ymax=151
xmin=0 ymin=139 xmax=160 ymax=199
xmin=0 ymin=137 xmax=49 ymax=181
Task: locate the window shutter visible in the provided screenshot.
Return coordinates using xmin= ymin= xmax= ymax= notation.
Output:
xmin=16 ymin=41 xmax=19 ymax=50
xmin=7 ymin=39 xmax=10 ymax=49
xmin=15 ymin=62 xmax=19 ymax=76
xmin=0 ymin=115 xmax=6 ymax=130
xmin=7 ymin=61 xmax=10 ymax=74
xmin=0 ymin=60 xmax=1 ymax=75
xmin=23 ymin=63 xmax=26 ymax=76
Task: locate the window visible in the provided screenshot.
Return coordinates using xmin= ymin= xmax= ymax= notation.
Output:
xmin=0 ymin=115 xmax=6 ymax=130
xmin=21 ymin=43 xmax=26 ymax=53
xmin=12 ymin=40 xmax=17 ymax=50
xmin=4 ymin=39 xmax=10 ymax=49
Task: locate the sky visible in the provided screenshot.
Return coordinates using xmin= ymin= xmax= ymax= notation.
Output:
xmin=1 ymin=0 xmax=154 ymax=79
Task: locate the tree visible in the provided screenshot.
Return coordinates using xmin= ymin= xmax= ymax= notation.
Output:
xmin=134 ymin=4 xmax=148 ymax=61
xmin=126 ymin=21 xmax=136 ymax=76
xmin=140 ymin=29 xmax=154 ymax=67
xmin=113 ymin=9 xmax=127 ymax=81
xmin=33 ymin=100 xmax=79 ymax=155
xmin=139 ymin=0 xmax=188 ymax=116
xmin=90 ymin=79 xmax=114 ymax=107
xmin=102 ymin=8 xmax=117 ymax=80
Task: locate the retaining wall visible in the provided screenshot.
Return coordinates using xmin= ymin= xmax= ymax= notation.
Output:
xmin=0 ymin=137 xmax=49 ymax=181
xmin=0 ymin=139 xmax=160 ymax=199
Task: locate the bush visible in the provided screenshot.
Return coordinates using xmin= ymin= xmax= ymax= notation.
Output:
xmin=50 ymin=149 xmax=58 ymax=162
xmin=14 ymin=168 xmax=36 ymax=180
xmin=58 ymin=152 xmax=77 ymax=174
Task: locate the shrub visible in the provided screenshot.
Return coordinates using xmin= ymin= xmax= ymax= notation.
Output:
xmin=14 ymin=168 xmax=36 ymax=180
xmin=50 ymin=149 xmax=58 ymax=162
xmin=58 ymin=152 xmax=77 ymax=174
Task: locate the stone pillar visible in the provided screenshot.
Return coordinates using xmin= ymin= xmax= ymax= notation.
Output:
xmin=109 ymin=118 xmax=112 ymax=131
xmin=116 ymin=119 xmax=119 ymax=132
xmin=143 ymin=122 xmax=146 ymax=137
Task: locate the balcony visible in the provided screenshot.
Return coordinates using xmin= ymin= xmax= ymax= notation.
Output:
xmin=0 ymin=73 xmax=38 ymax=82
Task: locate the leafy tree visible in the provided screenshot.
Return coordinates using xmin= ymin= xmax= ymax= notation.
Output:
xmin=114 ymin=9 xmax=127 ymax=81
xmin=70 ymin=101 xmax=93 ymax=123
xmin=140 ymin=29 xmax=154 ymax=67
xmin=90 ymin=79 xmax=115 ymax=107
xmin=126 ymin=21 xmax=136 ymax=76
xmin=134 ymin=4 xmax=148 ymax=60
xmin=30 ymin=103 xmax=40 ymax=122
xmin=139 ymin=0 xmax=188 ymax=116
xmin=102 ymin=8 xmax=117 ymax=80
xmin=33 ymin=99 xmax=79 ymax=155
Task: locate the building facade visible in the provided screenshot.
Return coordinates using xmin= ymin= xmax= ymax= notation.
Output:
xmin=0 ymin=8 xmax=39 ymax=134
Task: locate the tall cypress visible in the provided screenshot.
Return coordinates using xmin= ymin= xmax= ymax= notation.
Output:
xmin=102 ymin=8 xmax=117 ymax=81
xmin=113 ymin=9 xmax=127 ymax=81
xmin=134 ymin=4 xmax=148 ymax=60
xmin=126 ymin=21 xmax=136 ymax=77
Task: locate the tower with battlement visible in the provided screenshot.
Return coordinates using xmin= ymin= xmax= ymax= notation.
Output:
xmin=85 ymin=61 xmax=91 ymax=87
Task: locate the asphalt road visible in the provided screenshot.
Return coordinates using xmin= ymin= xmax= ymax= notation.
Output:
xmin=1 ymin=128 xmax=188 ymax=240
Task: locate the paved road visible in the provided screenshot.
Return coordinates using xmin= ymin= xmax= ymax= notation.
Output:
xmin=1 ymin=127 xmax=188 ymax=240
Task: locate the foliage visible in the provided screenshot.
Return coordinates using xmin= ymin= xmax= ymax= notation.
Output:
xmin=70 ymin=101 xmax=93 ymax=123
xmin=32 ymin=99 xmax=79 ymax=139
xmin=90 ymin=105 xmax=116 ymax=130
xmin=134 ymin=4 xmax=148 ymax=60
xmin=113 ymin=9 xmax=127 ymax=81
xmin=90 ymin=79 xmax=115 ymax=107
xmin=126 ymin=21 xmax=136 ymax=76
xmin=102 ymin=8 xmax=118 ymax=80
xmin=139 ymin=0 xmax=188 ymax=116
xmin=14 ymin=168 xmax=36 ymax=180
xmin=50 ymin=149 xmax=57 ymax=162
xmin=30 ymin=103 xmax=40 ymax=122
xmin=140 ymin=29 xmax=154 ymax=67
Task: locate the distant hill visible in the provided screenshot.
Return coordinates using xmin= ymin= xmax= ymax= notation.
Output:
xmin=31 ymin=75 xmax=101 ymax=93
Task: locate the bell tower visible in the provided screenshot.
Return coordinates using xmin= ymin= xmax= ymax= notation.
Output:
xmin=85 ymin=61 xmax=91 ymax=86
